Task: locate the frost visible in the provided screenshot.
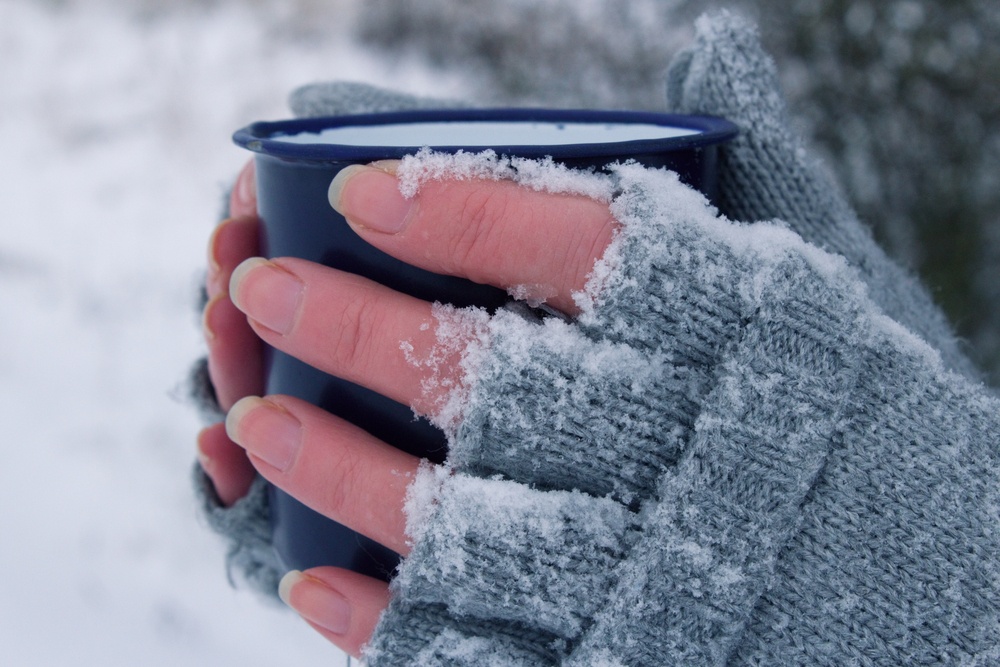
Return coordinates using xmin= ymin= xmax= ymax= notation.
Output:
xmin=397 ymin=470 xmax=635 ymax=638
xmin=594 ymin=161 xmax=874 ymax=320
xmin=400 ymin=302 xmax=492 ymax=436
xmin=395 ymin=147 xmax=616 ymax=201
xmin=402 ymin=628 xmax=550 ymax=666
xmin=506 ymin=282 xmax=558 ymax=308
xmin=402 ymin=460 xmax=450 ymax=545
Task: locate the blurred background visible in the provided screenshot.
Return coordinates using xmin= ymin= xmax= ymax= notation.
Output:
xmin=1 ymin=0 xmax=996 ymax=665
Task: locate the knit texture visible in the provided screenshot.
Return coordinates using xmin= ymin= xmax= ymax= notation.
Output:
xmin=665 ymin=13 xmax=980 ymax=381
xmin=366 ymin=159 xmax=1000 ymax=666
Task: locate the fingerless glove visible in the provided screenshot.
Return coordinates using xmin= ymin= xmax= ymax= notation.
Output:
xmin=366 ymin=158 xmax=1000 ymax=667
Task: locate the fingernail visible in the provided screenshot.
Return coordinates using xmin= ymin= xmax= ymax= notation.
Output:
xmin=229 ymin=258 xmax=303 ymax=335
xmin=225 ymin=396 xmax=302 ymax=472
xmin=195 ymin=428 xmax=215 ymax=471
xmin=201 ymin=293 xmax=224 ymax=342
xmin=208 ymin=219 xmax=229 ymax=276
xmin=231 ymin=161 xmax=257 ymax=212
xmin=329 ymin=163 xmax=411 ymax=234
xmin=279 ymin=570 xmax=352 ymax=635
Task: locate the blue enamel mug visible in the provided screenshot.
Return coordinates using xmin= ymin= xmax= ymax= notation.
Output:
xmin=233 ymin=108 xmax=738 ymax=581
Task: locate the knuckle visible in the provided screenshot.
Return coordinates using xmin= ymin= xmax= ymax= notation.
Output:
xmin=319 ymin=446 xmax=365 ymax=521
xmin=445 ymin=188 xmax=513 ymax=276
xmin=326 ymin=288 xmax=385 ymax=378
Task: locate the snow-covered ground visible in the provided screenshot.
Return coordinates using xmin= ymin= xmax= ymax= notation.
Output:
xmin=0 ymin=1 xmax=465 ymax=664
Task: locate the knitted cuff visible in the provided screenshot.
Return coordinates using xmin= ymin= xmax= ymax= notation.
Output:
xmin=193 ymin=467 xmax=282 ymax=599
xmin=367 ymin=602 xmax=563 ymax=666
xmin=395 ymin=469 xmax=638 ymax=639
xmin=452 ymin=310 xmax=699 ymax=503
xmin=569 ymin=238 xmax=868 ymax=665
xmin=187 ymin=356 xmax=223 ymax=423
xmin=365 ymin=469 xmax=637 ymax=666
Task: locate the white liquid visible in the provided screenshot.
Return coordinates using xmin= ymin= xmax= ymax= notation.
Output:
xmin=273 ymin=120 xmax=699 ymax=147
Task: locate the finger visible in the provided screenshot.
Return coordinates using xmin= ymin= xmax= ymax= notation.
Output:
xmin=204 ymin=292 xmax=264 ymax=410
xmin=225 ymin=395 xmax=420 ymax=556
xmin=206 ymin=214 xmax=260 ymax=300
xmin=330 ymin=164 xmax=618 ymax=315
xmin=229 ymin=159 xmax=257 ymax=218
xmin=229 ymin=257 xmax=464 ymax=414
xmin=197 ymin=423 xmax=256 ymax=507
xmin=278 ymin=567 xmax=390 ymax=658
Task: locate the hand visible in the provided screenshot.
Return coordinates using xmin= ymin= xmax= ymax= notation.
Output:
xmin=197 ymin=82 xmax=478 ymax=509
xmin=221 ymin=163 xmax=617 ymax=656
xmin=196 ymin=160 xmax=262 ymax=506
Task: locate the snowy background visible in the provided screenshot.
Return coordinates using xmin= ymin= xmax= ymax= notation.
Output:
xmin=0 ymin=1 xmax=463 ymax=664
xmin=2 ymin=0 xmax=996 ymax=665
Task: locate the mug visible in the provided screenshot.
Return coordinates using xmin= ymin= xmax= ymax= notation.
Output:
xmin=233 ymin=107 xmax=738 ymax=581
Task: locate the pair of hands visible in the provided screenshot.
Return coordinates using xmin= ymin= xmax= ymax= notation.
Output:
xmin=197 ymin=158 xmax=618 ymax=656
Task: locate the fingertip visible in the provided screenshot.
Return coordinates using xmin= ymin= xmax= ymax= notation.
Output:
xmin=195 ymin=425 xmax=218 ymax=472
xmin=197 ymin=423 xmax=256 ymax=506
xmin=277 ymin=569 xmax=304 ymax=607
xmin=329 ymin=165 xmax=412 ymax=234
xmin=201 ymin=292 xmax=222 ymax=342
xmin=329 ymin=161 xmax=403 ymax=217
xmin=203 ymin=291 xmax=264 ymax=410
xmin=280 ymin=567 xmax=391 ymax=658
xmin=224 ymin=395 xmax=265 ymax=445
xmin=328 ymin=164 xmax=369 ymax=216
xmin=207 ymin=214 xmax=261 ymax=299
xmin=227 ymin=257 xmax=270 ymax=313
xmin=230 ymin=160 xmax=257 ymax=217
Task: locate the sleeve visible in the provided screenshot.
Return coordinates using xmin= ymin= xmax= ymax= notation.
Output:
xmin=189 ymin=352 xmax=285 ymax=599
xmin=365 ymin=161 xmax=1000 ymax=666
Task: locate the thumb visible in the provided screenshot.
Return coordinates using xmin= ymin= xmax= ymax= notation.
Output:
xmin=666 ymin=11 xmax=980 ymax=379
xmin=666 ymin=10 xmax=860 ymax=248
xmin=667 ymin=11 xmax=793 ymax=141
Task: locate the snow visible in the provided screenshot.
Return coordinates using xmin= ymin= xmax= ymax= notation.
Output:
xmin=0 ymin=0 xmax=465 ymax=664
xmin=396 ymin=147 xmax=617 ymax=201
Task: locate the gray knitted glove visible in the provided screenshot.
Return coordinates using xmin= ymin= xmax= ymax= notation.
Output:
xmin=191 ymin=82 xmax=464 ymax=598
xmin=364 ymin=14 xmax=1000 ymax=666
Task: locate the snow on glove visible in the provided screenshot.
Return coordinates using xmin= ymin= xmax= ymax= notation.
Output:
xmin=666 ymin=11 xmax=978 ymax=379
xmin=569 ymin=166 xmax=1000 ymax=666
xmin=365 ymin=14 xmax=1000 ymax=666
xmin=366 ymin=157 xmax=1000 ymax=667
xmin=191 ymin=83 xmax=465 ymax=598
